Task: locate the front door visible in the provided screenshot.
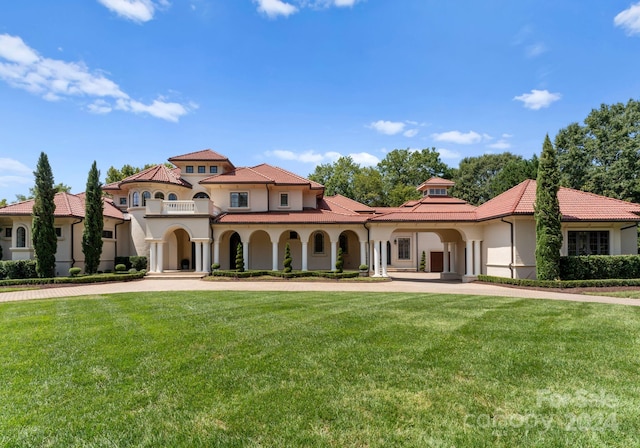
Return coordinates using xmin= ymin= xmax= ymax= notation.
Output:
xmin=430 ymin=252 xmax=444 ymax=272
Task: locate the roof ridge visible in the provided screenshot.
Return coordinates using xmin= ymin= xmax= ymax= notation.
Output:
xmin=559 ymin=184 xmax=640 ymax=205
xmin=245 ymin=165 xmax=277 ymax=182
xmin=511 ymin=179 xmax=534 ymax=214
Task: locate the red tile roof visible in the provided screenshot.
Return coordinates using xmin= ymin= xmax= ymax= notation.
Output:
xmin=215 ymin=209 xmax=369 ymax=225
xmin=323 ymin=194 xmax=375 ymax=214
xmin=476 ymin=180 xmax=640 ymax=221
xmin=103 ymin=164 xmax=192 ymax=191
xmin=417 ymin=177 xmax=455 ymax=191
xmin=201 ymin=163 xmax=324 ymax=190
xmin=168 ymin=149 xmax=234 ymax=165
xmin=0 ymin=193 xmax=124 ymax=220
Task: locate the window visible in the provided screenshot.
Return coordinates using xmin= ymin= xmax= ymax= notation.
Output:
xmin=55 ymin=227 xmax=62 ymax=238
xmin=16 ymin=227 xmax=26 ymax=248
xmin=289 ymin=231 xmax=298 ymax=240
xmin=102 ymin=230 xmax=114 ymax=239
xmin=142 ymin=191 xmax=151 ymax=206
xmin=154 ymin=192 xmax=165 ymax=200
xmin=397 ymin=238 xmax=411 ymax=260
xmin=210 ymin=166 xmax=218 ymax=174
xmin=279 ymin=193 xmax=289 ymax=207
xmin=568 ymin=231 xmax=609 ymax=256
xmin=314 ymin=232 xmax=325 ymax=254
xmin=198 ymin=166 xmax=206 ymax=174
xmin=230 ymin=192 xmax=249 ymax=208
xmin=193 ymin=192 xmax=210 ymax=199
xmin=429 ymin=188 xmax=447 ymax=196
xmin=119 ymin=197 xmax=127 ymax=206
xmin=5 ymin=228 xmax=12 ymax=238
xmin=339 ymin=234 xmax=348 ymax=254
xmin=168 ymin=193 xmax=177 ymax=201
xmin=186 ymin=166 xmax=194 ymax=173
xmin=132 ymin=192 xmax=140 ymax=207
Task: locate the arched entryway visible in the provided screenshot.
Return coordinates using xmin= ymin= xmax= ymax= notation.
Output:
xmin=165 ymin=228 xmax=193 ymax=271
xmin=229 ymin=232 xmax=241 ymax=269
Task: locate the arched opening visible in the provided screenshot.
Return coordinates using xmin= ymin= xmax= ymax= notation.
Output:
xmin=16 ymin=226 xmax=26 ymax=248
xmin=154 ymin=192 xmax=165 ymax=200
xmin=165 ymin=228 xmax=192 ymax=271
xmin=132 ymin=192 xmax=140 ymax=207
xmin=338 ymin=230 xmax=361 ymax=270
xmin=193 ymin=192 xmax=210 ymax=199
xmin=309 ymin=230 xmax=330 ymax=271
xmin=229 ymin=232 xmax=241 ymax=269
xmin=250 ymin=230 xmax=272 ymax=270
xmin=168 ymin=193 xmax=177 ymax=201
xmin=277 ymin=230 xmax=302 ymax=270
xmin=142 ymin=191 xmax=151 ymax=206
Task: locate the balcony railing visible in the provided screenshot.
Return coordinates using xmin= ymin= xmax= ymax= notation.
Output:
xmin=146 ymin=199 xmax=215 ymax=216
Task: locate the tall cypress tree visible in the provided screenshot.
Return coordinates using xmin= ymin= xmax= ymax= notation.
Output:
xmin=535 ymin=135 xmax=563 ymax=280
xmin=32 ymin=152 xmax=57 ymax=278
xmin=82 ymin=161 xmax=104 ymax=274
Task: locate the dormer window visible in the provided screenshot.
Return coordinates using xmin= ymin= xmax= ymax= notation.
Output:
xmin=198 ymin=166 xmax=206 ymax=174
xmin=210 ymin=166 xmax=218 ymax=174
xmin=428 ymin=188 xmax=447 ymax=196
xmin=186 ymin=166 xmax=194 ymax=173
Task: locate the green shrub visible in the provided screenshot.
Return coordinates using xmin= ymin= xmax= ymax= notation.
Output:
xmin=115 ymin=264 xmax=127 ymax=272
xmin=335 ymin=247 xmax=344 ymax=273
xmin=0 ymin=262 xmax=6 ymax=280
xmin=3 ymin=260 xmax=38 ymax=279
xmin=211 ymin=263 xmax=220 ymax=270
xmin=68 ymin=267 xmax=82 ymax=277
xmin=128 ymin=268 xmax=138 ymax=274
xmin=114 ymin=256 xmax=132 ymax=269
xmin=559 ymin=255 xmax=640 ymax=280
xmin=478 ymin=274 xmax=640 ymax=289
xmin=283 ymin=243 xmax=292 ymax=273
xmin=359 ymin=264 xmax=368 ymax=271
xmin=130 ymin=256 xmax=147 ymax=271
xmin=420 ymin=251 xmax=426 ymax=272
xmin=235 ymin=243 xmax=244 ymax=272
xmin=0 ymin=271 xmax=146 ymax=287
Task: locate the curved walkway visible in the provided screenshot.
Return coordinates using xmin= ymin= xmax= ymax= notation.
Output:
xmin=1 ymin=273 xmax=638 ymax=307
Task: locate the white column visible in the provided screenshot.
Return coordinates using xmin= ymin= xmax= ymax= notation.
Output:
xmin=360 ymin=241 xmax=367 ymax=268
xmin=149 ymin=242 xmax=157 ymax=273
xmin=331 ymin=240 xmax=337 ymax=271
xmin=474 ymin=240 xmax=481 ymax=276
xmin=203 ymin=241 xmax=211 ymax=273
xmin=443 ymin=242 xmax=450 ymax=274
xmin=466 ymin=240 xmax=473 ymax=276
xmin=301 ymin=242 xmax=308 ymax=271
xmin=450 ymin=243 xmax=457 ymax=274
xmin=381 ymin=240 xmax=388 ymax=277
xmin=195 ymin=242 xmax=203 ymax=272
xmin=157 ymin=242 xmax=164 ymax=273
xmin=373 ymin=241 xmax=381 ymax=277
xmin=213 ymin=240 xmax=220 ymax=266
xmin=243 ymin=242 xmax=249 ymax=271
xmin=272 ymin=242 xmax=279 ymax=271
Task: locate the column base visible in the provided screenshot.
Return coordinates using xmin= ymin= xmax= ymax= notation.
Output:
xmin=440 ymin=273 xmax=461 ymax=281
xmin=462 ymin=275 xmax=478 ymax=283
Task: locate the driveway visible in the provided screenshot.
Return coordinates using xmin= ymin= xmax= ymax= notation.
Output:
xmin=0 ymin=272 xmax=638 ymax=306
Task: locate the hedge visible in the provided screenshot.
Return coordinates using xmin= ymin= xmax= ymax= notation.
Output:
xmin=0 ymin=260 xmax=38 ymax=280
xmin=560 ymin=255 xmax=640 ymax=280
xmin=0 ymin=271 xmax=146 ymax=287
xmin=208 ymin=270 xmax=360 ymax=280
xmin=114 ymin=256 xmax=148 ymax=271
xmin=478 ymin=274 xmax=640 ymax=289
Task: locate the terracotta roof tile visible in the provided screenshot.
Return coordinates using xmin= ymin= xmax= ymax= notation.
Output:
xmin=417 ymin=176 xmax=455 ymax=191
xmin=323 ymin=195 xmax=375 ymax=213
xmin=103 ymin=164 xmax=192 ymax=190
xmin=201 ymin=163 xmax=324 ymax=190
xmin=215 ymin=210 xmax=369 ymax=224
xmin=168 ymin=149 xmax=233 ymax=164
xmin=0 ymin=192 xmax=124 ymax=220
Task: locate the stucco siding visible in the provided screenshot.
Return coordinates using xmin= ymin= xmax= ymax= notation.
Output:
xmin=483 ymin=220 xmax=513 ymax=277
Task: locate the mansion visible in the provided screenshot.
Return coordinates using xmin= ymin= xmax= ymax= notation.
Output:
xmin=1 ymin=149 xmax=640 ymax=281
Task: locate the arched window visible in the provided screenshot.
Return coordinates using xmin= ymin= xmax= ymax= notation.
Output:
xmin=132 ymin=192 xmax=140 ymax=207
xmin=142 ymin=191 xmax=151 ymax=206
xmin=16 ymin=226 xmax=26 ymax=248
xmin=193 ymin=192 xmax=210 ymax=199
xmin=314 ymin=232 xmax=324 ymax=254
xmin=154 ymin=192 xmax=165 ymax=200
xmin=168 ymin=193 xmax=177 ymax=201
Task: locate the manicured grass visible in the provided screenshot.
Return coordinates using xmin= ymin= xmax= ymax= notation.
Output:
xmin=0 ymin=286 xmax=38 ymax=293
xmin=1 ymin=292 xmax=638 ymax=447
xmin=587 ymin=290 xmax=640 ymax=299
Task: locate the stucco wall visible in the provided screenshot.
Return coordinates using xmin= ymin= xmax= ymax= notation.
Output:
xmin=483 ymin=220 xmax=513 ymax=278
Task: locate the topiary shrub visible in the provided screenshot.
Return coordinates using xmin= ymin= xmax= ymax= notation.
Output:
xmin=3 ymin=260 xmax=38 ymax=279
xmin=128 ymin=268 xmax=137 ymax=274
xmin=359 ymin=264 xmax=368 ymax=271
xmin=283 ymin=243 xmax=292 ymax=273
xmin=235 ymin=242 xmax=244 ymax=272
xmin=115 ymin=264 xmax=127 ymax=273
xmin=211 ymin=262 xmax=220 ymax=271
xmin=420 ymin=251 xmax=426 ymax=272
xmin=335 ymin=247 xmax=344 ymax=273
xmin=68 ymin=267 xmax=82 ymax=277
xmin=130 ymin=256 xmax=147 ymax=271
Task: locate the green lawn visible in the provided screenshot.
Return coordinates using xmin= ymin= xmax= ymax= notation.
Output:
xmin=587 ymin=290 xmax=640 ymax=299
xmin=1 ymin=292 xmax=638 ymax=447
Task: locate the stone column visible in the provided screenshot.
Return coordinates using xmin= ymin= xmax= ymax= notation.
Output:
xmin=450 ymin=243 xmax=457 ymax=274
xmin=272 ymin=241 xmax=279 ymax=271
xmin=195 ymin=242 xmax=203 ymax=272
xmin=213 ymin=240 xmax=220 ymax=266
xmin=360 ymin=241 xmax=367 ymax=269
xmin=381 ymin=240 xmax=388 ymax=277
xmin=301 ymin=242 xmax=308 ymax=271
xmin=157 ymin=242 xmax=164 ymax=273
xmin=443 ymin=242 xmax=450 ymax=274
xmin=331 ymin=240 xmax=337 ymax=271
xmin=203 ymin=241 xmax=211 ymax=273
xmin=373 ymin=241 xmax=381 ymax=277
xmin=243 ymin=241 xmax=249 ymax=271
xmin=466 ymin=240 xmax=473 ymax=276
xmin=149 ymin=242 xmax=157 ymax=273
xmin=473 ymin=240 xmax=481 ymax=276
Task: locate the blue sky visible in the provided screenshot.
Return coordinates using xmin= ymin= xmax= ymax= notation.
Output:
xmin=1 ymin=1 xmax=640 ymax=201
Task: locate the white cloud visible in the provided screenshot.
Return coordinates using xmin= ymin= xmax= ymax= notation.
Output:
xmin=369 ymin=120 xmax=406 ymax=135
xmin=97 ymin=0 xmax=169 ymax=23
xmin=614 ymin=2 xmax=640 ymax=36
xmin=437 ymin=148 xmax=461 ymax=160
xmin=514 ymin=89 xmax=561 ymax=110
xmin=334 ymin=0 xmax=358 ymax=6
xmin=488 ymin=140 xmax=511 ymax=150
xmin=255 ymin=0 xmax=298 ymax=18
xmin=0 ymin=158 xmax=33 ymax=188
xmin=0 ymin=33 xmax=192 ymax=122
xmin=349 ymin=152 xmax=380 ymax=166
xmin=403 ymin=129 xmax=419 ymax=138
xmin=431 ymin=130 xmax=486 ymax=145
xmin=526 ymin=42 xmax=547 ymax=58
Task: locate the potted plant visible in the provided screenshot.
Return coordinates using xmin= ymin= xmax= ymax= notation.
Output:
xmin=359 ymin=264 xmax=369 ymax=277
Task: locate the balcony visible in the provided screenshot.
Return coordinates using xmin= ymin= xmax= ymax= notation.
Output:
xmin=146 ymin=199 xmax=218 ymax=216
